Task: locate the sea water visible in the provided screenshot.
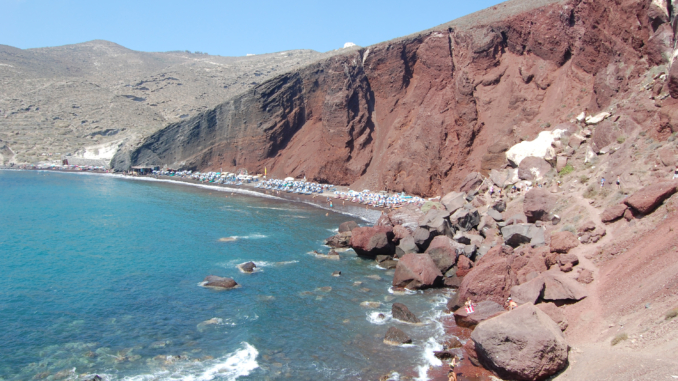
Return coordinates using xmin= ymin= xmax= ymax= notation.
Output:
xmin=0 ymin=171 xmax=451 ymax=381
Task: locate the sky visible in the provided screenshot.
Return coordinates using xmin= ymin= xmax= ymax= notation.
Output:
xmin=1 ymin=0 xmax=506 ymax=56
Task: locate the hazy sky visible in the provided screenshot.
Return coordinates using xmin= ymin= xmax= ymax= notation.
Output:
xmin=1 ymin=0 xmax=506 ymax=56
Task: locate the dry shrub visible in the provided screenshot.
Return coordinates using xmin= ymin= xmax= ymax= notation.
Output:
xmin=611 ymin=333 xmax=628 ymax=346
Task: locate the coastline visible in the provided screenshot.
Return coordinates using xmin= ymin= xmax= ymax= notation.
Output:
xmin=0 ymin=167 xmax=385 ymax=223
xmin=1 ymin=168 xmax=458 ymax=380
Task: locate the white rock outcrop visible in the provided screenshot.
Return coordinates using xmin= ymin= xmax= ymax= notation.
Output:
xmin=585 ymin=112 xmax=611 ymax=125
xmin=506 ymin=130 xmax=566 ymax=166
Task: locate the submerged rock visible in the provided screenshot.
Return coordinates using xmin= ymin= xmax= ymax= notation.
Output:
xmin=202 ymin=276 xmax=239 ymax=290
xmin=391 ymin=302 xmax=420 ymax=324
xmin=383 ymin=326 xmax=412 ymax=346
xmin=237 ymin=261 xmax=257 ymax=273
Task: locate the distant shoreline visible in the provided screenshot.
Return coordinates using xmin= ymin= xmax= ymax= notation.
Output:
xmin=0 ymin=167 xmax=385 ymax=223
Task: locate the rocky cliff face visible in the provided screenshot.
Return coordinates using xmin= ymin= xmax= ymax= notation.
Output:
xmin=117 ymin=0 xmax=678 ymax=196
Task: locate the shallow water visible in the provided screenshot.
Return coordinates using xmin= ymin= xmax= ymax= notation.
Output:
xmin=0 ymin=171 xmax=450 ymax=380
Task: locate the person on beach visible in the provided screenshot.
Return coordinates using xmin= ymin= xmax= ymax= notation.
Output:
xmin=464 ymin=299 xmax=475 ymax=314
xmin=447 ymin=356 xmax=458 ymax=381
xmin=506 ymin=297 xmax=517 ymax=311
xmin=600 ymin=177 xmax=605 ymax=188
xmin=616 ymin=176 xmax=621 ymax=189
xmin=674 ymin=167 xmax=678 ymax=180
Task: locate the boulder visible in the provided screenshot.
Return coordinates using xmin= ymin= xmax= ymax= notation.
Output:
xmin=383 ymin=327 xmax=412 ymax=346
xmin=203 ymin=276 xmax=239 ymax=290
xmin=449 ymin=208 xmax=481 ymax=232
xmin=425 ymin=236 xmax=462 ymax=273
xmin=577 ymin=269 xmax=594 ymax=284
xmin=515 ymin=247 xmax=549 ymax=284
xmin=506 ymin=131 xmax=562 ymax=166
xmin=454 ymin=300 xmax=505 ymax=328
xmin=458 ymin=245 xmax=517 ymax=305
xmin=392 ymin=225 xmax=411 ymax=241
xmin=395 ymin=235 xmax=419 ymax=257
xmin=569 ymin=134 xmax=584 ymax=149
xmin=556 ymin=155 xmax=568 ymax=172
xmin=456 ymin=255 xmax=474 ymax=277
xmin=460 ymin=172 xmax=484 ymax=193
xmin=537 ymin=302 xmax=568 ymax=331
xmin=387 ymin=205 xmax=425 ymax=232
xmin=412 ymin=227 xmax=435 ymax=252
xmin=623 ymin=181 xmax=677 ymax=214
xmin=487 ymin=208 xmax=504 ymax=222
xmin=490 ymin=169 xmax=510 ymax=188
xmin=392 ymin=303 xmax=421 ymax=324
xmin=446 ymin=293 xmax=462 ymax=312
xmin=549 ymin=231 xmax=579 ymax=253
xmin=518 ymin=156 xmax=552 ymax=181
xmin=471 ymin=303 xmax=569 ymax=381
xmin=392 ymin=253 xmax=443 ymax=289
xmin=510 ymin=277 xmax=545 ymax=305
xmin=350 ymin=226 xmax=395 ymax=257
xmin=600 ymin=204 xmax=628 ymax=223
xmin=659 ymin=147 xmax=676 ymax=167
xmin=237 ymin=262 xmax=257 ymax=273
xmin=501 ymin=224 xmax=544 ymax=248
xmin=504 ymin=214 xmax=527 ymax=226
xmin=557 ymin=253 xmax=579 ymax=272
xmin=591 ymin=120 xmax=620 ymax=153
xmin=375 ymin=212 xmax=393 ymax=227
xmin=577 ymin=220 xmax=596 ymax=233
xmin=418 ymin=208 xmax=451 ymax=235
xmin=542 ymin=271 xmax=588 ymax=301
xmin=376 ymin=255 xmax=393 ymax=264
xmin=443 ymin=274 xmax=463 ymax=288
xmin=586 ymin=112 xmax=611 ymax=125
xmin=523 ymin=188 xmax=556 ymax=223
xmin=324 ymin=231 xmax=352 ymax=248
xmin=441 ymin=191 xmax=466 ymax=213
xmin=332 ymin=271 xmax=342 ymax=277
xmin=339 ymin=220 xmax=359 ymax=233
xmin=463 ymin=244 xmax=478 ymax=260
xmin=492 ymin=199 xmax=507 ymax=212
xmin=670 ymin=60 xmax=678 ymax=99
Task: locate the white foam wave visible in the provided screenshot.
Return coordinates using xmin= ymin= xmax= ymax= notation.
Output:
xmin=366 ymin=311 xmax=392 ymax=325
xmin=414 ymin=337 xmax=444 ymax=381
xmin=387 ymin=286 xmax=419 ymax=295
xmin=254 ymin=260 xmax=299 ymax=267
xmin=231 ymin=234 xmax=267 ymax=240
xmin=121 ymin=342 xmax=258 ymax=381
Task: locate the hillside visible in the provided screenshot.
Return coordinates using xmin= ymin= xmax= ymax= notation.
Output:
xmin=0 ymin=40 xmax=347 ymax=164
xmin=115 ymin=0 xmax=678 ymax=197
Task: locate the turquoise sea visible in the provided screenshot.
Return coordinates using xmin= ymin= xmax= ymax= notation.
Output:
xmin=0 ymin=170 xmax=450 ymax=381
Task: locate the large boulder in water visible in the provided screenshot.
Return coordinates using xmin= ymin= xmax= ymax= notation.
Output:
xmin=392 ymin=303 xmax=420 ymax=324
xmin=338 ymin=221 xmax=359 ymax=233
xmin=392 ymin=253 xmax=442 ymax=290
xmin=350 ymin=226 xmax=395 ymax=257
xmin=523 ymin=188 xmax=556 ymax=223
xmin=237 ymin=262 xmax=257 ymax=273
xmin=471 ymin=303 xmax=569 ymax=381
xmin=623 ymin=181 xmax=677 ymax=214
xmin=384 ymin=326 xmax=412 ymax=346
xmin=203 ymin=276 xmax=239 ymax=289
xmin=324 ymin=231 xmax=352 ymax=248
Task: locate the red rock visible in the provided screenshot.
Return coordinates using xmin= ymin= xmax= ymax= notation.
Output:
xmin=446 ymin=293 xmax=461 ymax=312
xmin=536 ymin=302 xmax=568 ymax=331
xmin=458 ymin=245 xmax=517 ymax=305
xmin=658 ymin=147 xmax=676 ymax=167
xmin=392 ymin=253 xmax=442 ymax=289
xmin=453 ymin=300 xmax=505 ymax=328
xmin=556 ymin=155 xmax=568 ymax=172
xmin=624 ymin=181 xmax=677 ymax=214
xmin=460 ymin=172 xmax=484 ymax=193
xmin=577 ymin=220 xmax=596 ymax=233
xmin=456 ymin=255 xmax=474 ymax=277
xmin=203 ymin=276 xmax=238 ymax=289
xmin=391 ymin=302 xmax=420 ymax=324
xmin=670 ymin=55 xmax=678 ymax=99
xmin=623 ymin=208 xmax=635 ymax=221
xmin=338 ymin=221 xmax=359 ymax=233
xmin=591 ymin=120 xmax=620 ymax=153
xmin=515 ymin=247 xmax=548 ymax=284
xmin=523 ymin=188 xmax=556 ymax=223
xmin=549 ymin=231 xmax=579 ymax=253
xmin=646 ymin=24 xmax=674 ymax=66
xmin=392 ymin=224 xmax=410 ymax=241
xmin=471 ymin=304 xmax=569 ymax=381
xmin=601 ymin=204 xmax=628 ymax=223
xmin=375 ymin=213 xmax=393 ymax=228
xmin=384 ymin=326 xmax=412 ymax=345
xmin=387 ymin=205 xmax=425 ymax=233
xmin=558 ymin=253 xmax=579 ymax=272
xmin=577 ymin=269 xmax=594 ymax=284
xmin=425 ymin=236 xmax=460 ymax=273
xmin=542 ymin=271 xmax=588 ymax=301
xmin=518 ymin=156 xmax=552 ymax=181
xmin=350 ymin=226 xmax=395 ymax=257
xmin=464 ymin=338 xmax=480 ymax=367
xmin=441 ymin=191 xmax=466 ymax=213
xmin=510 ymin=276 xmax=545 ymax=305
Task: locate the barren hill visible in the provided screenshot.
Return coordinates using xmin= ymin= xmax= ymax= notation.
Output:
xmin=0 ymin=40 xmax=347 ymax=163
xmin=117 ymin=0 xmax=678 ymax=198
